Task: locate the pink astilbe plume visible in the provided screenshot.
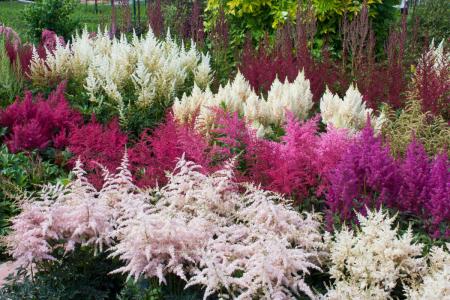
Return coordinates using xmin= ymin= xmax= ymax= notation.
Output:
xmin=128 ymin=115 xmax=212 ymax=188
xmin=397 ymin=139 xmax=430 ymax=216
xmin=0 ymin=82 xmax=82 ymax=152
xmin=210 ymin=109 xmax=323 ymax=201
xmin=314 ymin=126 xmax=353 ymax=195
xmin=68 ymin=118 xmax=128 ymax=189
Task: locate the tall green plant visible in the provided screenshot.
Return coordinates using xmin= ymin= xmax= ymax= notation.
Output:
xmin=0 ymin=38 xmax=23 ymax=107
xmin=24 ymin=0 xmax=80 ymax=41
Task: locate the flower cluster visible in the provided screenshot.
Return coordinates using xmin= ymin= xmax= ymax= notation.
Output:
xmin=29 ymin=28 xmax=212 ymax=122
xmin=320 ymin=85 xmax=384 ymax=132
xmin=7 ymin=155 xmax=325 ymax=299
xmin=0 ymin=82 xmax=82 ymax=153
xmin=411 ymin=39 xmax=449 ymax=118
xmin=323 ymin=209 xmax=427 ymax=300
xmin=173 ymin=71 xmax=313 ymax=136
xmin=327 ymin=124 xmax=450 ymax=237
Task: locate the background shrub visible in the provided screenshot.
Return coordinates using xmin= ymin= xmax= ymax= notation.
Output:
xmin=24 ymin=0 xmax=80 ymax=41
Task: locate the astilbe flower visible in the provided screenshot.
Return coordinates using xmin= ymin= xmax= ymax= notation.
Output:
xmin=0 ymin=82 xmax=82 ymax=153
xmin=320 ymin=85 xmax=384 ymax=132
xmin=29 ymin=27 xmax=211 ymax=123
xmin=397 ymin=139 xmax=431 ymax=216
xmin=5 ymin=160 xmax=114 ymax=267
xmin=411 ymin=39 xmax=450 ymax=118
xmin=313 ymin=126 xmax=353 ymax=195
xmin=404 ymin=244 xmax=450 ymax=300
xmin=174 ymin=70 xmax=314 ymax=137
xmin=326 ymin=124 xmax=399 ymax=223
xmin=128 ymin=114 xmax=212 ymax=188
xmin=326 ymin=123 xmax=449 ymax=236
xmin=67 ymin=118 xmax=128 ymax=189
xmin=426 ymin=153 xmax=450 ymax=238
xmin=247 ymin=114 xmax=319 ymax=199
xmin=110 ymin=157 xmax=325 ymax=299
xmin=322 ymin=209 xmax=425 ymax=300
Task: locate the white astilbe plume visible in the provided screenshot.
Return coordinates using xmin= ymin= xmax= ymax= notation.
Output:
xmin=404 ymin=244 xmax=450 ymax=300
xmin=321 ymin=209 xmax=426 ymax=299
xmin=173 ymin=70 xmax=314 ymax=136
xmin=420 ymin=39 xmax=449 ymax=73
xmin=320 ymin=85 xmax=384 ymax=132
xmin=264 ymin=71 xmax=313 ymax=124
xmin=28 ymin=27 xmax=211 ymax=121
xmin=194 ymin=53 xmax=213 ymax=90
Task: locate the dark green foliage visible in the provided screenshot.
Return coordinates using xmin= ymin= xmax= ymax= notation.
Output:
xmin=411 ymin=0 xmax=449 ymax=43
xmin=24 ymin=0 xmax=80 ymax=41
xmin=0 ymin=247 xmax=125 ymax=300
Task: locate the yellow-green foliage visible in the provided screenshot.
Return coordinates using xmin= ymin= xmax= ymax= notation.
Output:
xmin=205 ymin=0 xmax=391 ymax=45
xmin=382 ymin=99 xmax=450 ymax=157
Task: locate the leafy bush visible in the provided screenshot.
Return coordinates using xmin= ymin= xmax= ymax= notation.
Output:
xmin=24 ymin=0 xmax=80 ymax=41
xmin=411 ymin=0 xmax=449 ymax=42
xmin=205 ymin=0 xmax=398 ymax=48
xmin=0 ymin=248 xmax=125 ymax=300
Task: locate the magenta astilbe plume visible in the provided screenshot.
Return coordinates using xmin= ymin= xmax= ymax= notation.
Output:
xmin=397 ymin=139 xmax=430 ymax=216
xmin=0 ymin=82 xmax=82 ymax=153
xmin=426 ymin=153 xmax=450 ymax=238
xmin=68 ymin=119 xmax=128 ymax=189
xmin=40 ymin=29 xmax=65 ymax=51
xmin=326 ymin=124 xmax=399 ymax=223
xmin=129 ymin=115 xmax=211 ymax=188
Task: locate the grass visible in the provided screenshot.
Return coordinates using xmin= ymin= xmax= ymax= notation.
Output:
xmin=0 ymin=1 xmax=148 ymax=41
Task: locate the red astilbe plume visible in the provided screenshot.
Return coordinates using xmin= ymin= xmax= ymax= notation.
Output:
xmin=190 ymin=0 xmax=205 ymax=45
xmin=147 ymin=0 xmax=164 ymax=37
xmin=0 ymin=82 xmax=82 ymax=153
xmin=67 ymin=118 xmax=128 ymax=189
xmin=128 ymin=114 xmax=212 ymax=188
xmin=412 ymin=45 xmax=450 ymax=119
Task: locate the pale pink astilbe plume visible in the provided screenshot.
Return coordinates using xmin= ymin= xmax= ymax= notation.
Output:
xmin=110 ymin=212 xmax=212 ymax=283
xmin=5 ymin=199 xmax=57 ymax=267
xmin=110 ymin=157 xmax=220 ymax=283
xmin=187 ymin=185 xmax=324 ymax=299
xmin=110 ymin=156 xmax=324 ymax=299
xmin=5 ymin=159 xmax=118 ymax=267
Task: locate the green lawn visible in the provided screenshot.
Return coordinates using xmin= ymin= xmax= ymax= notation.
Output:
xmin=0 ymin=1 xmax=148 ymax=41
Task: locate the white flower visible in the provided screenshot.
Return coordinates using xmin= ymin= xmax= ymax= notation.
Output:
xmin=320 ymin=85 xmax=383 ymax=132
